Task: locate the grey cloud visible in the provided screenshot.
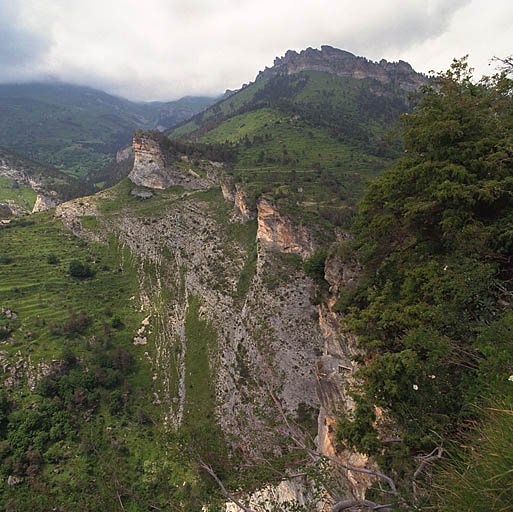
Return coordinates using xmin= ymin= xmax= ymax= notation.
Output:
xmin=0 ymin=1 xmax=52 ymax=70
xmin=0 ymin=0 xmax=508 ymax=101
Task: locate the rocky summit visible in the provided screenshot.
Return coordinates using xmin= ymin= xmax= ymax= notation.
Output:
xmin=257 ymin=45 xmax=428 ymax=91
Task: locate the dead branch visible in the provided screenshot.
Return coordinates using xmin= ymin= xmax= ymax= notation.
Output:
xmin=412 ymin=447 xmax=443 ymax=503
xmin=330 ymin=498 xmax=391 ymax=511
xmin=199 ymin=457 xmax=256 ymax=512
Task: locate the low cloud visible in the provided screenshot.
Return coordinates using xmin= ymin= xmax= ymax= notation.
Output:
xmin=0 ymin=0 xmax=508 ymax=101
xmin=0 ymin=1 xmax=52 ymax=74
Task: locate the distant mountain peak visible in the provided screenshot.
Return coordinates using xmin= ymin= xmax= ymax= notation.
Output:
xmin=257 ymin=46 xmax=427 ymax=92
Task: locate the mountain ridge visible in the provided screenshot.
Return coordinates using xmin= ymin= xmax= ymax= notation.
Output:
xmin=256 ymin=45 xmax=428 ymax=91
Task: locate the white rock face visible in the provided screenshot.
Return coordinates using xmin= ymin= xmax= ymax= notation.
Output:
xmin=257 ymin=197 xmax=315 ymax=257
xmin=128 ymin=133 xmax=210 ymax=190
xmin=32 ymin=193 xmax=59 ymax=213
xmin=224 ymin=479 xmax=315 ymax=511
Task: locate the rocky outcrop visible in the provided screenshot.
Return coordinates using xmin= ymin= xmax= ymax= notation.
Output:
xmin=32 ymin=193 xmax=59 ymax=213
xmin=234 ymin=186 xmax=256 ymax=221
xmin=4 ymin=200 xmax=29 ymax=216
xmin=257 ymin=197 xmax=315 ymax=257
xmin=257 ymin=46 xmax=428 ymax=92
xmin=129 ymin=133 xmax=211 ymax=190
xmin=55 ymin=195 xmax=102 ymax=242
xmin=225 ymin=478 xmax=314 ymax=511
xmin=0 ymin=151 xmax=84 ymax=214
xmin=214 ymin=174 xmax=256 ymax=222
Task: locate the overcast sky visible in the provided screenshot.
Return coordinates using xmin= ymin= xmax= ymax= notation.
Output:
xmin=0 ymin=0 xmax=511 ymax=102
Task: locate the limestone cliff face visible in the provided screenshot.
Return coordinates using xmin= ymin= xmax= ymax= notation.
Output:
xmin=116 ymin=145 xmax=134 ymax=163
xmin=257 ymin=45 xmax=428 ymax=92
xmin=208 ymin=170 xmax=256 ymax=222
xmin=109 ymin=197 xmax=323 ymax=433
xmin=234 ymin=186 xmax=256 ymax=221
xmin=257 ymin=198 xmax=315 ymax=257
xmin=129 ymin=133 xmax=211 ymax=189
xmin=225 ymin=478 xmax=314 ymax=511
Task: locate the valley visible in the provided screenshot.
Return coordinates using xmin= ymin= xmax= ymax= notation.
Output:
xmin=0 ymin=47 xmax=512 ymax=512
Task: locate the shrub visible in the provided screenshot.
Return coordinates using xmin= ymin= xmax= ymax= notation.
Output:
xmin=111 ymin=317 xmax=124 ymax=329
xmin=47 ymin=254 xmax=58 ymax=265
xmin=69 ymin=260 xmax=94 ymax=278
xmin=303 ymin=247 xmax=328 ymax=283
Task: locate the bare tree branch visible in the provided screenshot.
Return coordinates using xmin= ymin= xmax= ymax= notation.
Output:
xmin=199 ymin=458 xmax=256 ymax=512
xmin=330 ymin=498 xmax=392 ymax=511
xmin=116 ymin=491 xmax=126 ymax=512
xmin=412 ymin=447 xmax=443 ymax=503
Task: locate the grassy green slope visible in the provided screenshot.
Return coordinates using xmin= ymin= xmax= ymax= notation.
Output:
xmin=169 ymin=77 xmax=270 ymax=138
xmin=0 ymin=177 xmax=37 ymax=212
xmin=0 ymin=214 xmax=172 ymax=510
xmin=0 ymin=178 xmax=264 ymax=510
xmin=169 ymin=70 xmax=409 ymax=227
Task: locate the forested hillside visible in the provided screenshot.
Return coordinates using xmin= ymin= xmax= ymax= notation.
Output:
xmin=0 ymin=83 xmax=213 ymax=180
xmin=169 ymin=49 xmax=428 ymax=225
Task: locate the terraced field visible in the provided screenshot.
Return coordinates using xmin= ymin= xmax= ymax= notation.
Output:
xmin=0 ymin=214 xmax=143 ymax=363
xmin=0 ymin=214 xmax=179 ymax=510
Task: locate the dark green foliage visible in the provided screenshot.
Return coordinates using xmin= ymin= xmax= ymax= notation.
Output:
xmin=111 ymin=316 xmax=124 ymax=329
xmin=147 ymin=129 xmax=239 ymax=163
xmin=46 ymin=253 xmax=58 ymax=265
xmin=68 ymin=259 xmax=94 ymax=278
xmin=339 ymin=58 xmax=513 ymax=481
xmin=336 ymin=397 xmax=380 ymax=455
xmin=49 ymin=309 xmax=90 ymax=337
xmin=303 ymin=247 xmax=328 ymax=283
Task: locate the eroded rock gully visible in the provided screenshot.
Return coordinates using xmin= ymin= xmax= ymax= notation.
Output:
xmin=50 ymin=145 xmax=376 ymax=507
